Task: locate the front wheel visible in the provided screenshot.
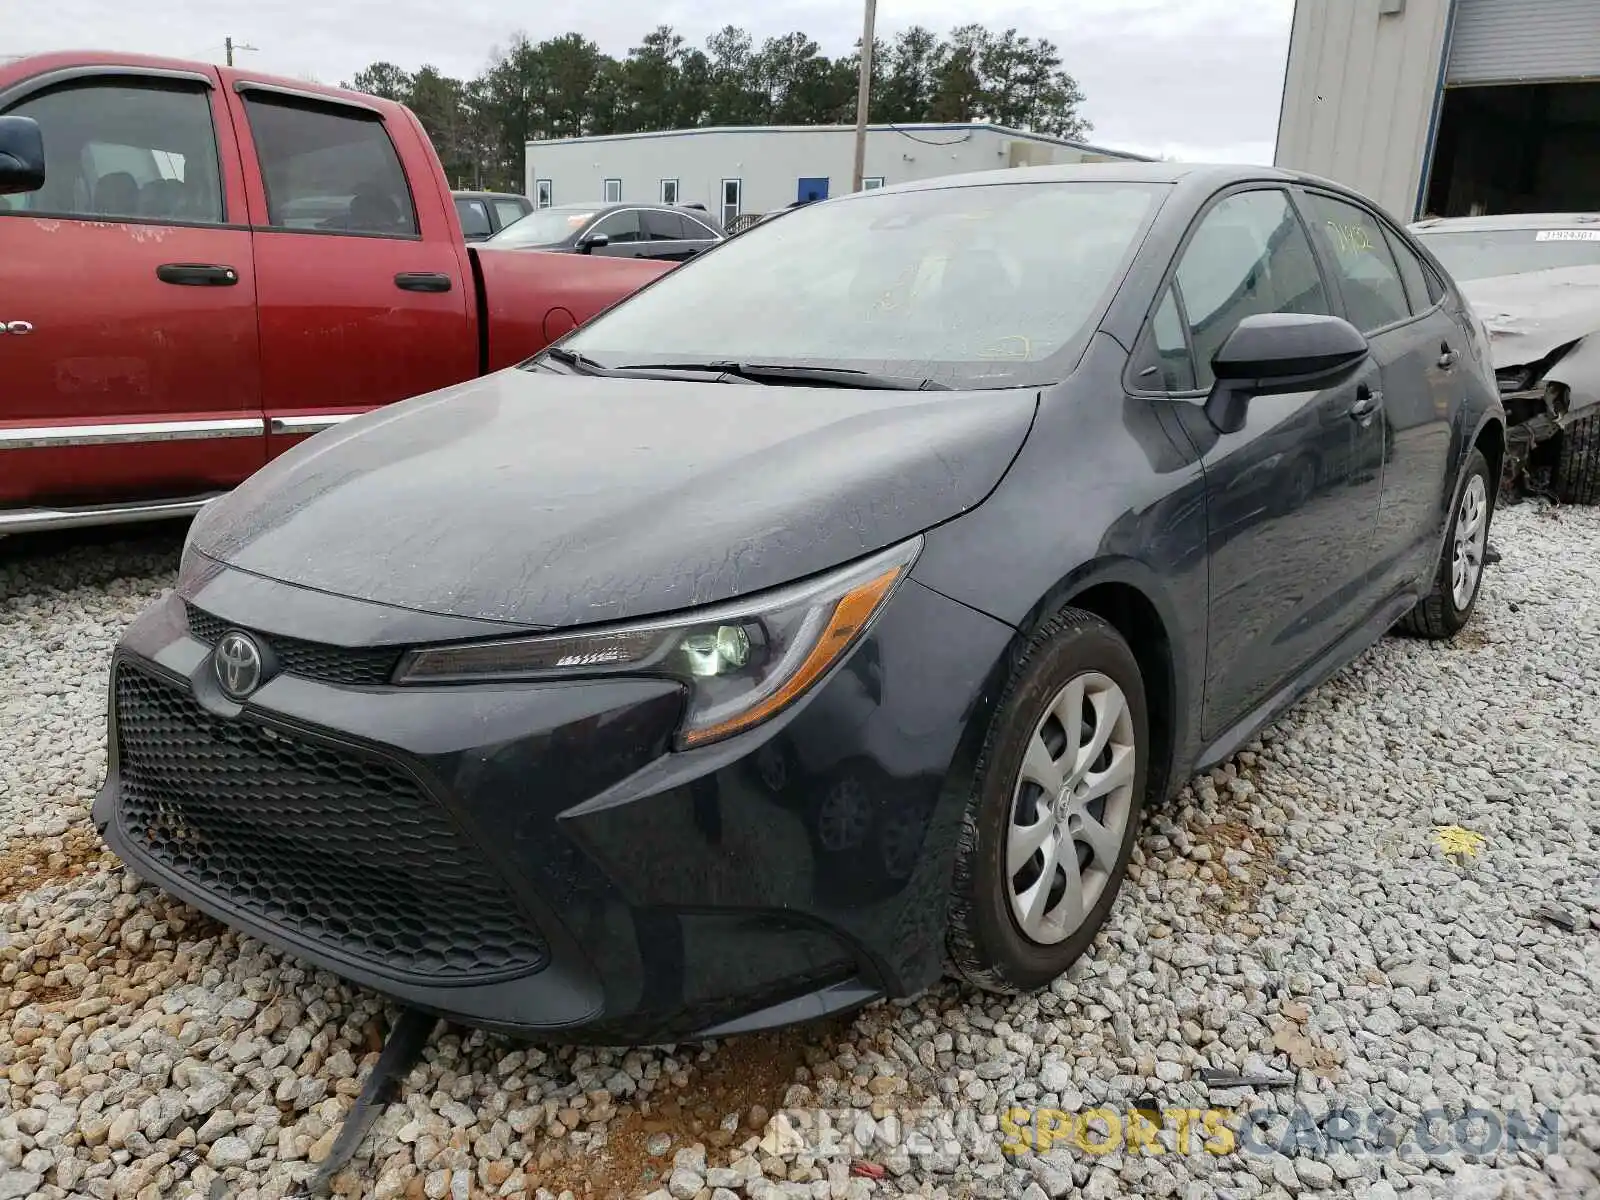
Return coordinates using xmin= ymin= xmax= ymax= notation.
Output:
xmin=1398 ymin=447 xmax=1493 ymax=640
xmin=946 ymin=608 xmax=1148 ymax=994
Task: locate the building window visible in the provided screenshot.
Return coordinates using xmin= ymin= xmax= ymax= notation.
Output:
xmin=721 ymin=178 xmax=741 ymax=227
xmin=604 ymin=178 xmax=622 ymax=203
xmin=659 ymin=178 xmax=679 ymax=205
xmin=863 ymin=177 xmax=885 ymax=190
xmin=535 ymin=179 xmax=553 ymax=208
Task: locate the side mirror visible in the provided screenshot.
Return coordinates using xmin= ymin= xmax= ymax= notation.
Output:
xmin=1205 ymin=312 xmax=1369 ymax=435
xmin=0 ymin=115 xmax=45 ymax=196
xmin=578 ymin=232 xmax=610 ymax=253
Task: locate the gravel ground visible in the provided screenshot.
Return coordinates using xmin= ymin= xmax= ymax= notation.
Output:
xmin=2 ymin=504 xmax=1598 ymax=1200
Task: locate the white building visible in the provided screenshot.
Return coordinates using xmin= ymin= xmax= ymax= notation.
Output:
xmin=523 ymin=123 xmax=1147 ymax=226
xmin=1276 ymin=0 xmax=1600 ymax=222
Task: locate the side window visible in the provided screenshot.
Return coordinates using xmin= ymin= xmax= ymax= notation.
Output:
xmin=1175 ymin=189 xmax=1331 ymax=388
xmin=1131 ymin=286 xmax=1196 ymax=392
xmin=591 ymin=210 xmax=642 ymax=243
xmin=1383 ymin=226 xmax=1437 ymax=314
xmin=2 ymin=81 xmax=223 ymax=222
xmin=659 ymin=178 xmax=679 ymax=205
xmin=1301 ymin=193 xmax=1411 ymax=333
xmin=243 ymin=95 xmax=418 ymax=237
xmin=683 ymin=215 xmax=720 ymax=241
xmin=535 ymin=179 xmax=553 ymax=208
xmin=493 ymin=199 xmax=528 ymax=228
xmin=455 ymin=199 xmax=491 ymax=238
xmin=721 ymin=179 xmax=742 ymax=227
xmin=603 ymin=178 xmax=622 ymax=204
xmin=643 ymin=210 xmax=685 ymax=241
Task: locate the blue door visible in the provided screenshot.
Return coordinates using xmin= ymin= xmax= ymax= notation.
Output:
xmin=797 ymin=177 xmax=830 ymax=202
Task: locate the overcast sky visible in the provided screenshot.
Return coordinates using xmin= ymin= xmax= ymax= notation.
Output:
xmin=10 ymin=0 xmax=1294 ymax=162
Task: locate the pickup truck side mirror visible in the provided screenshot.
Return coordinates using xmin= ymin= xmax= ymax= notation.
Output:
xmin=0 ymin=115 xmax=46 ymax=196
xmin=1205 ymin=312 xmax=1369 ymax=435
xmin=577 ymin=232 xmax=610 ymax=253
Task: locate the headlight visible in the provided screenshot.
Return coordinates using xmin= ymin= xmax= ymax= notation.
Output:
xmin=393 ymin=537 xmax=922 ymax=748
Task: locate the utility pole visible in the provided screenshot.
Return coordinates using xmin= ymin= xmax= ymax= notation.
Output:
xmin=851 ymin=0 xmax=877 ymax=193
xmin=224 ymin=37 xmax=258 ymax=67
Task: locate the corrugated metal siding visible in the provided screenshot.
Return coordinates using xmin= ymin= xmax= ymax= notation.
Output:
xmin=1448 ymin=0 xmax=1600 ymax=85
xmin=1275 ymin=0 xmax=1454 ymax=220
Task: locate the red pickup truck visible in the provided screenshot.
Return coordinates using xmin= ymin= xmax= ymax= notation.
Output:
xmin=0 ymin=52 xmax=669 ymax=535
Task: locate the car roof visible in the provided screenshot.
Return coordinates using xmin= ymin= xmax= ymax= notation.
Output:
xmin=873 ymin=161 xmax=1389 ymax=207
xmin=453 ymin=191 xmax=526 ymax=201
xmin=1410 ymin=213 xmax=1600 ymax=233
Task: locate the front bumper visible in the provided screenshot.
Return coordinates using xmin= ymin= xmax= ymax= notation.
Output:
xmin=94 ymin=563 xmax=1011 ymax=1043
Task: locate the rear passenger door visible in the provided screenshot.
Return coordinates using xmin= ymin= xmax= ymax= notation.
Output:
xmin=679 ymin=211 xmax=725 ymax=258
xmin=1297 ymin=190 xmax=1459 ymax=595
xmin=0 ymin=68 xmax=265 ymax=513
xmin=640 ymin=209 xmax=705 ymax=261
xmin=227 ymin=83 xmax=475 ymax=458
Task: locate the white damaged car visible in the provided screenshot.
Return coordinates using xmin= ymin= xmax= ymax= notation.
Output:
xmin=1413 ymin=213 xmax=1600 ymax=504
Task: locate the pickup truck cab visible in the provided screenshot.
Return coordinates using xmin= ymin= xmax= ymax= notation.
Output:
xmin=453 ymin=190 xmax=533 ymax=242
xmin=0 ymin=52 xmax=670 ymax=535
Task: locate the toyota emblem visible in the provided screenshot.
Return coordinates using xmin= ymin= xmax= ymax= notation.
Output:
xmin=214 ymin=631 xmax=264 ymax=700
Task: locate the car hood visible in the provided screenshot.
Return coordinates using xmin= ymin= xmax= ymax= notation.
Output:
xmin=189 ymin=370 xmax=1038 ymax=629
xmin=1460 ymin=265 xmax=1600 ymax=368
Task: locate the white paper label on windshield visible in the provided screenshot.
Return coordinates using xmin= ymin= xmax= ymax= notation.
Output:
xmin=1536 ymin=229 xmax=1600 ymax=241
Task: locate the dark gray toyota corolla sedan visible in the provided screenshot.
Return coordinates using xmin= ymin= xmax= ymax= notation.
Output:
xmin=95 ymin=163 xmax=1505 ymax=1044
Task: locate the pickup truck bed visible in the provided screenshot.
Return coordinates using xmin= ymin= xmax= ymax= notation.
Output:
xmin=0 ymin=52 xmax=669 ymax=534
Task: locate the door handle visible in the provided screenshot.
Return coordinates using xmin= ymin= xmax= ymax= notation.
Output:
xmin=156 ymin=263 xmax=239 ymax=286
xmin=1349 ymin=386 xmax=1383 ymax=422
xmin=1438 ymin=344 xmax=1458 ymax=370
xmin=394 ymin=272 xmax=453 ymax=293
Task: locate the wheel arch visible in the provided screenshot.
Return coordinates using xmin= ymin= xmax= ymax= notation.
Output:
xmin=999 ymin=556 xmax=1197 ymax=808
xmin=1472 ymin=414 xmax=1506 ymax=495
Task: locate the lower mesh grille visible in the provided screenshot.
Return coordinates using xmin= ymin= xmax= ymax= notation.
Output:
xmin=112 ymin=662 xmax=548 ymax=981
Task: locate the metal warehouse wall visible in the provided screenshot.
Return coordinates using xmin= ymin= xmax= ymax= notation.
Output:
xmin=1275 ymin=0 xmax=1454 ymax=220
xmin=525 ymin=127 xmax=1114 ymax=218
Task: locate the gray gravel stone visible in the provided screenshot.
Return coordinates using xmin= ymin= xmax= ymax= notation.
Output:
xmin=4 ymin=502 xmax=1599 ymax=1200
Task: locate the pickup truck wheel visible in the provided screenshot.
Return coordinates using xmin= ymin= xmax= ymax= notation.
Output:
xmin=1398 ymin=448 xmax=1493 ymax=640
xmin=946 ymin=608 xmax=1148 ymax=994
xmin=1555 ymin=412 xmax=1600 ymax=506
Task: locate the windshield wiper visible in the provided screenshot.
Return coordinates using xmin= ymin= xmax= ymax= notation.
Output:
xmin=540 ymin=346 xmax=617 ymax=376
xmin=623 ymin=361 xmax=952 ymax=390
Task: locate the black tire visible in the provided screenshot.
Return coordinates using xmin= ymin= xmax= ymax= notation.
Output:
xmin=1555 ymin=412 xmax=1600 ymax=506
xmin=1398 ymin=447 xmax=1494 ymax=640
xmin=946 ymin=608 xmax=1149 ymax=994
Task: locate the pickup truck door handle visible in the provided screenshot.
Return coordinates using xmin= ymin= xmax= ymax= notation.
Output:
xmin=156 ymin=263 xmax=239 ymax=287
xmin=394 ymin=272 xmax=453 ymax=294
xmin=1438 ymin=344 xmax=1458 ymax=370
xmin=1348 ymin=385 xmax=1383 ymax=424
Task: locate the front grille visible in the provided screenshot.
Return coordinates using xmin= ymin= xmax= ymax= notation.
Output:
xmin=185 ymin=602 xmax=402 ymax=687
xmin=113 ymin=662 xmax=549 ymax=981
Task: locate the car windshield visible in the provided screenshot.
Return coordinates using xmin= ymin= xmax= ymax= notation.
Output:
xmin=552 ymin=180 xmax=1168 ymax=390
xmin=1416 ymin=226 xmax=1600 ymax=281
xmin=489 ymin=206 xmax=597 ymax=247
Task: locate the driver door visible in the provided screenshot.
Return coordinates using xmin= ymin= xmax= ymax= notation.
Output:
xmin=584 ymin=209 xmax=650 ymax=258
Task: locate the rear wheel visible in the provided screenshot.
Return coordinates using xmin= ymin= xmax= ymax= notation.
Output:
xmin=1398 ymin=448 xmax=1493 ymax=640
xmin=1555 ymin=412 xmax=1600 ymax=506
xmin=946 ymin=609 xmax=1148 ymax=993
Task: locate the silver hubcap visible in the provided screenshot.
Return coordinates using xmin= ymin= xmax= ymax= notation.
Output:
xmin=1451 ymin=474 xmax=1488 ymax=610
xmin=1007 ymin=672 xmax=1137 ymax=946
